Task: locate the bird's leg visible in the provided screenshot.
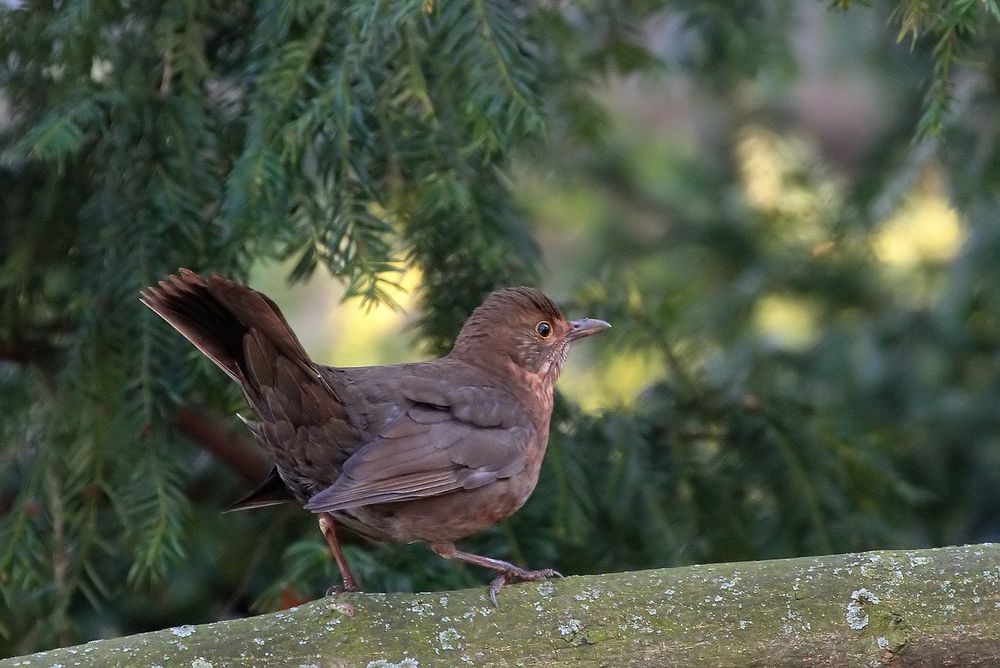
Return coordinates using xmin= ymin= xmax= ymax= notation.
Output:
xmin=430 ymin=542 xmax=562 ymax=607
xmin=318 ymin=513 xmax=359 ymax=594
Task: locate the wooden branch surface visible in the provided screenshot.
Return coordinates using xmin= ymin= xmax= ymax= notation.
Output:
xmin=6 ymin=543 xmax=1000 ymax=667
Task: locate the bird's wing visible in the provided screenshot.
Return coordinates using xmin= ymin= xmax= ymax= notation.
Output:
xmin=303 ymin=375 xmax=533 ymax=512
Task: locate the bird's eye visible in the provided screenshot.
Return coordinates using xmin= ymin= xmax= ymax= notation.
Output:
xmin=535 ymin=321 xmax=552 ymax=338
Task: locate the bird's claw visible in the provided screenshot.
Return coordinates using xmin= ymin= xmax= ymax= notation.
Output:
xmin=325 ymin=580 xmax=359 ymax=597
xmin=488 ymin=567 xmax=562 ymax=607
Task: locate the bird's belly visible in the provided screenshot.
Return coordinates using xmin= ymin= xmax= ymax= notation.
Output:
xmin=343 ymin=473 xmax=539 ymax=544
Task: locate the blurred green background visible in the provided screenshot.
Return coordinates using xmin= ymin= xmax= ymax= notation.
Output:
xmin=3 ymin=0 xmax=1000 ymax=656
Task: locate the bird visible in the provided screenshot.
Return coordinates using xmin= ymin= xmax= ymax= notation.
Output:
xmin=140 ymin=269 xmax=610 ymax=605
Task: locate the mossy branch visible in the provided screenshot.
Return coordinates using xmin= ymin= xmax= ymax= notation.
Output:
xmin=7 ymin=543 xmax=1000 ymax=667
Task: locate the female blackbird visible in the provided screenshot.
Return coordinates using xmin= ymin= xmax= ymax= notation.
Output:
xmin=141 ymin=270 xmax=609 ymax=604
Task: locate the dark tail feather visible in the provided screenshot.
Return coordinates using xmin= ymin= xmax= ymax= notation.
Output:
xmin=142 ymin=270 xmax=353 ymax=506
xmin=141 ymin=269 xmax=247 ymax=383
xmin=139 ymin=269 xmax=323 ymax=409
xmin=225 ymin=467 xmax=295 ymax=512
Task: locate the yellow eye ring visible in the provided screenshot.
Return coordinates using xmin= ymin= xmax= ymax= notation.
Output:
xmin=535 ymin=321 xmax=552 ymax=338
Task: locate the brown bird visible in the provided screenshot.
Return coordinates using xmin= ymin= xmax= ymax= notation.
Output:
xmin=140 ymin=270 xmax=610 ymax=604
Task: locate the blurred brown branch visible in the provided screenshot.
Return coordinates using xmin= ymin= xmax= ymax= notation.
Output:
xmin=177 ymin=408 xmax=271 ymax=485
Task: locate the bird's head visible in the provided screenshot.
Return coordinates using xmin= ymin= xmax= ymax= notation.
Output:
xmin=450 ymin=287 xmax=610 ymax=383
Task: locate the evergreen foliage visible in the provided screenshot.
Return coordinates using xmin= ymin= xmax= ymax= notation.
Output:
xmin=1 ymin=0 xmax=999 ymax=655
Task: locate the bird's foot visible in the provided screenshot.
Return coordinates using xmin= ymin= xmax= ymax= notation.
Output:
xmin=488 ymin=566 xmax=563 ymax=607
xmin=428 ymin=543 xmax=563 ymax=607
xmin=325 ymin=578 xmax=360 ymax=597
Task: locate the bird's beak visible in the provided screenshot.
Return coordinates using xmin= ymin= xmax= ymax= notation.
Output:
xmin=568 ymin=318 xmax=612 ymax=341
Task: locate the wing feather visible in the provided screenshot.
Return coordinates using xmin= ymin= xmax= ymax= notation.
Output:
xmin=304 ymin=383 xmax=534 ymax=513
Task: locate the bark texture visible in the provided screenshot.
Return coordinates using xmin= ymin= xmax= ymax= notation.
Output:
xmin=6 ymin=543 xmax=1000 ymax=667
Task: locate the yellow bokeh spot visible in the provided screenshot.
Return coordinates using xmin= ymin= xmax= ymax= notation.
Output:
xmin=738 ymin=127 xmax=786 ymax=212
xmin=735 ymin=125 xmax=843 ymax=246
xmin=873 ymin=168 xmax=964 ymax=267
xmin=561 ymin=349 xmax=663 ymax=412
xmin=250 ymin=264 xmax=422 ymax=368
xmin=320 ymin=269 xmax=423 ymax=367
xmin=754 ymin=294 xmax=820 ymax=350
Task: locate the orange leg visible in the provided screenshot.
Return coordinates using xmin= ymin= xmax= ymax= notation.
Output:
xmin=431 ymin=542 xmax=561 ymax=607
xmin=318 ymin=512 xmax=359 ymax=593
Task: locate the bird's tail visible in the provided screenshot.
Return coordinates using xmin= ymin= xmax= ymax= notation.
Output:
xmin=140 ymin=269 xmax=345 ymax=425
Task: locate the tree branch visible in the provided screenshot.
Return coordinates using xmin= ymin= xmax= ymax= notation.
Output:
xmin=7 ymin=543 xmax=1000 ymax=666
xmin=176 ymin=407 xmax=272 ymax=484
xmin=0 ymin=337 xmax=55 ymax=364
